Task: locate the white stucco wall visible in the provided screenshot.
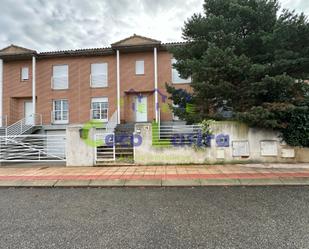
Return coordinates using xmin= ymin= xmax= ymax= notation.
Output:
xmin=134 ymin=122 xmax=309 ymax=165
xmin=66 ymin=126 xmax=95 ymax=166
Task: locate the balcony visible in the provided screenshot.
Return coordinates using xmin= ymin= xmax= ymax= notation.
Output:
xmin=51 ymin=111 xmax=69 ymax=125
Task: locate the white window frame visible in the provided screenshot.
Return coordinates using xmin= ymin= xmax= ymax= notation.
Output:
xmin=171 ymin=59 xmax=191 ymax=84
xmin=21 ymin=67 xmax=29 ymax=81
xmin=91 ymin=97 xmax=109 ymax=122
xmin=52 ymin=65 xmax=69 ymax=90
xmin=90 ymin=63 xmax=108 ymax=88
xmin=135 ymin=60 xmax=144 ymax=75
xmin=52 ymin=99 xmax=69 ymax=124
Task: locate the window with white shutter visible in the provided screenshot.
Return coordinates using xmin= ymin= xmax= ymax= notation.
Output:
xmin=171 ymin=59 xmax=191 ymax=84
xmin=90 ymin=63 xmax=108 ymax=88
xmin=135 ymin=60 xmax=144 ymax=75
xmin=52 ymin=65 xmax=69 ymax=89
xmin=21 ymin=67 xmax=29 ymax=81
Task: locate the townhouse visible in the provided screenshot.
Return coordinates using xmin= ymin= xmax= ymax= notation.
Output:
xmin=0 ymin=35 xmax=191 ymax=135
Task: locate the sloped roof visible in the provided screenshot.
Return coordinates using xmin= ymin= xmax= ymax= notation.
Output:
xmin=39 ymin=47 xmax=113 ymax=58
xmin=111 ymin=34 xmax=161 ymax=47
xmin=0 ymin=37 xmax=187 ymax=60
xmin=0 ymin=44 xmax=36 ymax=55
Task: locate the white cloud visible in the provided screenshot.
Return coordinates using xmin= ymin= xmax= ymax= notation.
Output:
xmin=0 ymin=0 xmax=307 ymax=52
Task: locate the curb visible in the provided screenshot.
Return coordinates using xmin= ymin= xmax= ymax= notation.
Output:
xmin=0 ymin=178 xmax=309 ymax=188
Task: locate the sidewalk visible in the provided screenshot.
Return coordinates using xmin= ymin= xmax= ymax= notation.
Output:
xmin=0 ymin=164 xmax=309 ymax=187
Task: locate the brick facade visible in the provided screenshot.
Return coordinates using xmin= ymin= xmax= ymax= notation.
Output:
xmin=0 ymin=35 xmax=191 ymax=126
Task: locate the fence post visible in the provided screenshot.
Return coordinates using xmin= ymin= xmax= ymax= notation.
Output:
xmin=66 ymin=126 xmax=96 ymax=166
xmin=113 ymin=133 xmax=116 ymax=161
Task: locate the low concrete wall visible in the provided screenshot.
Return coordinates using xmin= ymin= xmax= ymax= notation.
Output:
xmin=66 ymin=126 xmax=95 ymax=167
xmin=134 ymin=122 xmax=309 ymax=165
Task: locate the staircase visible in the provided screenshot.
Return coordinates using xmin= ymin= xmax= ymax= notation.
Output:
xmin=96 ymin=123 xmax=135 ymax=164
xmin=0 ymin=115 xmax=7 ymax=136
xmin=0 ymin=114 xmax=68 ymax=163
xmin=0 ymin=128 xmax=5 ymax=137
xmin=114 ymin=123 xmax=135 ymax=160
xmin=5 ymin=114 xmax=42 ymax=137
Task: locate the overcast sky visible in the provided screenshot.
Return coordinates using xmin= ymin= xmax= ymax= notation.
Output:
xmin=0 ymin=0 xmax=308 ymax=52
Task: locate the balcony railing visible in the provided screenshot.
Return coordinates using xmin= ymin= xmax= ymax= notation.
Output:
xmin=90 ymin=109 xmax=108 ymax=123
xmin=51 ymin=111 xmax=69 ymax=124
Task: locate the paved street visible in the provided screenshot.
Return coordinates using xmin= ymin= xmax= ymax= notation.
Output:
xmin=0 ymin=187 xmax=309 ymax=249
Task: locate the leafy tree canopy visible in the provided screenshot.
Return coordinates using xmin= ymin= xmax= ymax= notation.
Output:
xmin=167 ymin=0 xmax=309 ymax=146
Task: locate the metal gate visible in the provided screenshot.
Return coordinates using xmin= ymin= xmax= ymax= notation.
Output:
xmin=95 ymin=133 xmax=116 ymax=162
xmin=95 ymin=132 xmax=136 ymax=163
xmin=0 ymin=134 xmax=66 ymax=162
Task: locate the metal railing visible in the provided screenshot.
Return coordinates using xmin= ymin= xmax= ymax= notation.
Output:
xmin=0 ymin=115 xmax=7 ymax=127
xmin=5 ymin=114 xmax=42 ymax=137
xmin=154 ymin=123 xmax=202 ymax=146
xmin=90 ymin=109 xmax=108 ymax=123
xmin=51 ymin=111 xmax=69 ymax=124
xmin=0 ymin=134 xmax=66 ymax=162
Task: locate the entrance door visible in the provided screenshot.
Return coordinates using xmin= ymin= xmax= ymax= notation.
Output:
xmin=24 ymin=101 xmax=33 ymax=125
xmin=135 ymin=96 xmax=147 ymax=122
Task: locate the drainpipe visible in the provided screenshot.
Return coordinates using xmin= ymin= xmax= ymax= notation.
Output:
xmin=154 ymin=47 xmax=158 ymax=123
xmin=116 ymin=50 xmax=121 ymax=124
xmin=0 ymin=59 xmax=3 ymax=127
xmin=32 ymin=56 xmax=36 ymax=116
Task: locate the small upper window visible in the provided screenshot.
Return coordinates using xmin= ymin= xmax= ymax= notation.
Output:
xmin=21 ymin=67 xmax=29 ymax=81
xmin=52 ymin=65 xmax=69 ymax=90
xmin=135 ymin=60 xmax=144 ymax=75
xmin=171 ymin=59 xmax=191 ymax=84
xmin=90 ymin=63 xmax=108 ymax=88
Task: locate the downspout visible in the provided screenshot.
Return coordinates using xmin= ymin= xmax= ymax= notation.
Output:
xmin=154 ymin=47 xmax=158 ymax=123
xmin=32 ymin=56 xmax=36 ymax=116
xmin=0 ymin=59 xmax=3 ymax=127
xmin=116 ymin=50 xmax=121 ymax=124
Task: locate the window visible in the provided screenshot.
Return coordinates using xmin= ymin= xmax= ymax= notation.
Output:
xmin=91 ymin=97 xmax=108 ymax=121
xmin=90 ymin=63 xmax=108 ymax=88
xmin=21 ymin=67 xmax=29 ymax=81
xmin=52 ymin=65 xmax=69 ymax=89
xmin=171 ymin=59 xmax=191 ymax=84
xmin=135 ymin=60 xmax=144 ymax=75
xmin=52 ymin=99 xmax=68 ymax=124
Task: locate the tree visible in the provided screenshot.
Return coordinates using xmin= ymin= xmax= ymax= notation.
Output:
xmin=167 ymin=0 xmax=309 ymax=146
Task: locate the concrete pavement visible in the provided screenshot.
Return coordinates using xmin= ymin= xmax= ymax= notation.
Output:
xmin=0 ymin=164 xmax=309 ymax=187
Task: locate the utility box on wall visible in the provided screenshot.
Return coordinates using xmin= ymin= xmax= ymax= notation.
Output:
xmin=260 ymin=141 xmax=278 ymax=157
xmin=232 ymin=141 xmax=250 ymax=157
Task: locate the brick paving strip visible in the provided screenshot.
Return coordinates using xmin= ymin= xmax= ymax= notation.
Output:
xmin=0 ymin=164 xmax=309 ymax=187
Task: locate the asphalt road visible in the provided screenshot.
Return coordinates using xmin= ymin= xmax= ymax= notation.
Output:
xmin=0 ymin=187 xmax=308 ymax=249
